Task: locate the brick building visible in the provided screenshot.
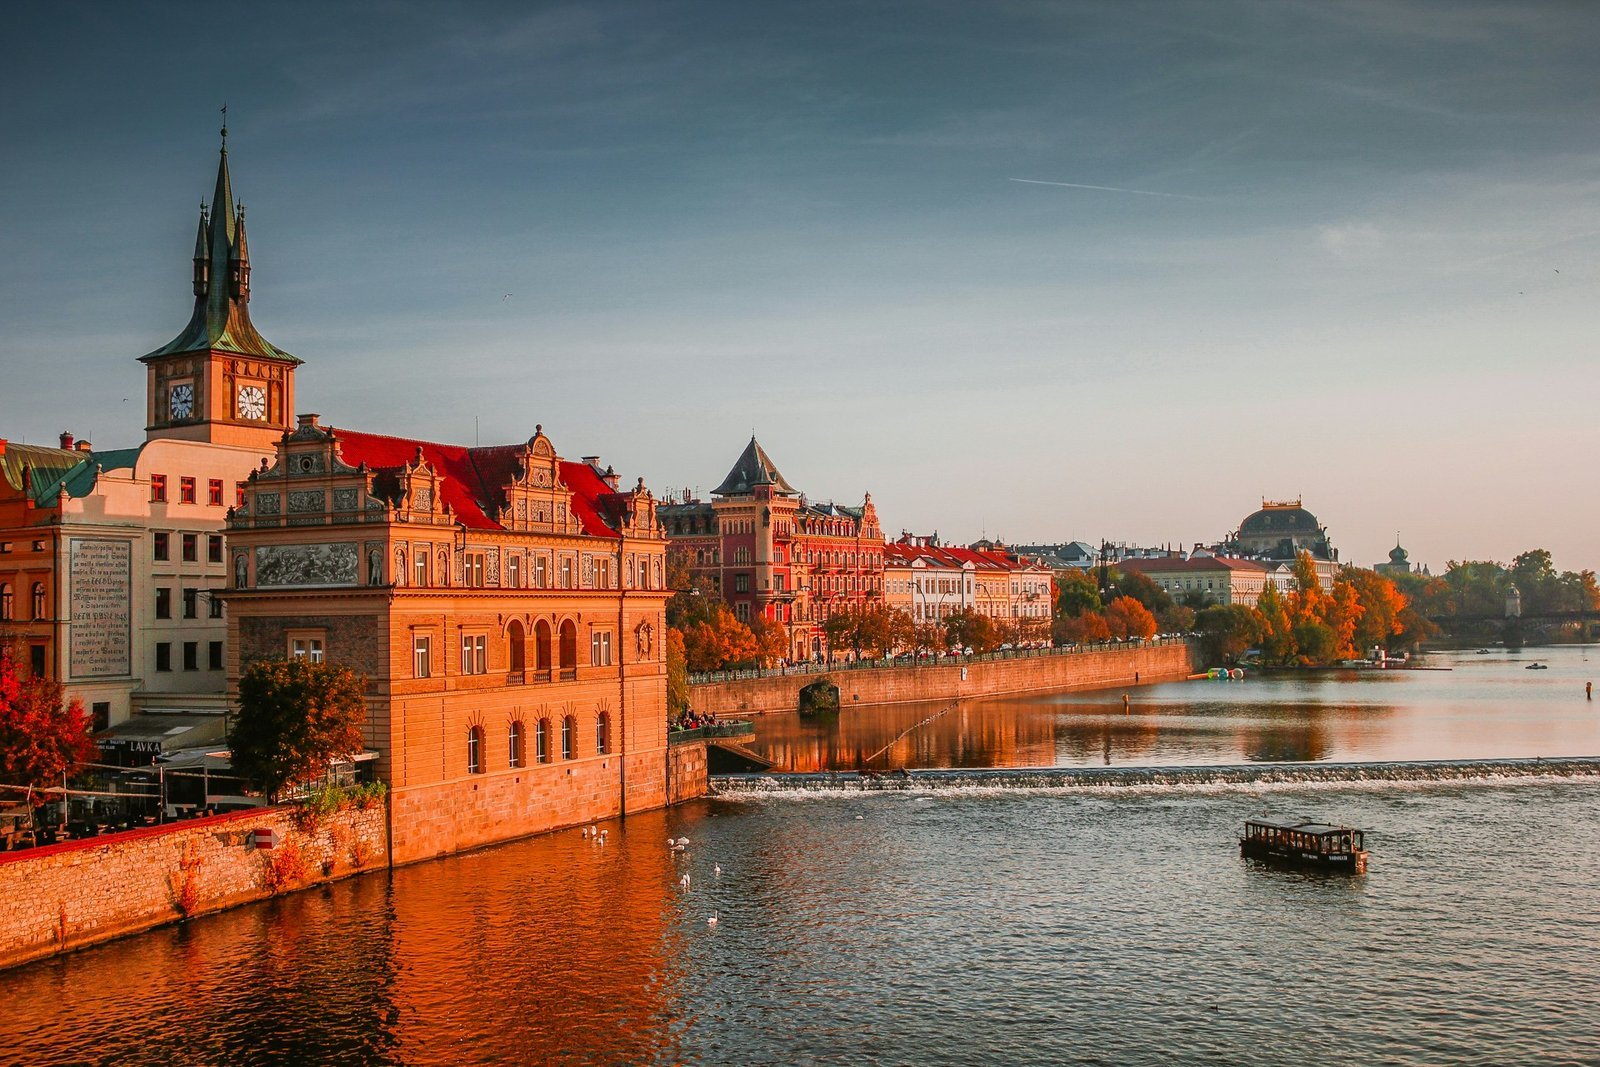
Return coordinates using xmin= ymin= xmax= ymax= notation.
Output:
xmin=223 ymin=416 xmax=672 ymax=863
xmin=660 ymin=437 xmax=884 ymax=661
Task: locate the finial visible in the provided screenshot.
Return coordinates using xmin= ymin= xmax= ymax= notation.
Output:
xmin=535 ymin=423 xmax=542 ymax=435
xmin=220 ymin=103 xmax=228 ymax=146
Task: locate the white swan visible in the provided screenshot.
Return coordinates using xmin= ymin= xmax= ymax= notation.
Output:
xmin=676 ymin=836 xmax=690 ymax=846
xmin=707 ymin=910 xmax=719 ymax=927
xmin=714 ymin=863 xmax=722 ymax=876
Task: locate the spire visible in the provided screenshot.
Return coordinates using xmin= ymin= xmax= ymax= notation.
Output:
xmin=191 ymin=203 xmax=210 ymax=296
xmin=711 ymin=436 xmax=799 ymax=497
xmin=141 ymin=124 xmax=297 ymax=365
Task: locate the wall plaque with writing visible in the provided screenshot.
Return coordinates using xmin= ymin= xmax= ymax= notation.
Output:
xmin=69 ymin=538 xmax=132 ymax=678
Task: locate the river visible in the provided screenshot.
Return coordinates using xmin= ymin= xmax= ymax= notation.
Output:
xmin=5 ymin=645 xmax=1598 ymax=1066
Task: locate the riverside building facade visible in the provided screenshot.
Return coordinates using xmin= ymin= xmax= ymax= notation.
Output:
xmin=223 ymin=416 xmax=672 ymax=863
xmin=660 ymin=437 xmax=884 ymax=661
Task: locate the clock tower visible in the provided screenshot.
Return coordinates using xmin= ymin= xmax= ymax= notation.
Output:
xmin=140 ymin=125 xmax=300 ymax=449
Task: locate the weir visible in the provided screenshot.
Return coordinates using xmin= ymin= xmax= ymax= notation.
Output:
xmin=710 ymin=757 xmax=1600 ymax=793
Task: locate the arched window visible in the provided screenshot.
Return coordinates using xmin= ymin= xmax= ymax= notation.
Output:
xmin=467 ymin=726 xmax=485 ymax=774
xmin=508 ymin=720 xmax=524 ymax=768
xmin=536 ymin=718 xmax=551 ymax=763
xmin=507 ymin=620 xmax=526 ymax=679
xmin=596 ymin=712 xmax=610 ymax=756
xmin=31 ymin=583 xmax=46 ymax=620
xmin=532 ymin=620 xmax=553 ymax=679
xmin=561 ymin=715 xmax=575 ymax=760
xmin=558 ymin=620 xmax=578 ymax=677
xmin=0 ymin=583 xmax=12 ymax=621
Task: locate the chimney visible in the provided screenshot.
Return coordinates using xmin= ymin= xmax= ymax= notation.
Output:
xmin=59 ymin=431 xmax=74 ymax=450
xmin=581 ymin=455 xmax=600 ymax=469
xmin=602 ymin=464 xmax=620 ymax=491
xmin=297 ymin=413 xmax=321 ymax=429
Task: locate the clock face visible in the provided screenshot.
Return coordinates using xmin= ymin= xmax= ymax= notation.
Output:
xmin=168 ymin=383 xmax=194 ymax=420
xmin=237 ymin=384 xmax=267 ymax=421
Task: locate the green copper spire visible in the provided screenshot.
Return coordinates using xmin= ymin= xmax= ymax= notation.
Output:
xmin=141 ymin=125 xmax=298 ymax=365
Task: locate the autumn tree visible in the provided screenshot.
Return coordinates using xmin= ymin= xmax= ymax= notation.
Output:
xmin=1103 ymin=596 xmax=1158 ymax=640
xmin=945 ymin=610 xmax=1003 ymax=653
xmin=681 ymin=605 xmax=759 ymax=672
xmin=1339 ymin=569 xmax=1407 ymax=652
xmin=1254 ymin=583 xmax=1296 ymax=664
xmin=231 ymin=659 xmax=368 ymax=801
xmin=747 ymin=614 xmax=790 ymax=667
xmin=666 ymin=628 xmax=690 ymax=715
xmin=1057 ymin=612 xmax=1111 ymax=644
xmin=0 ymin=651 xmax=96 ymax=794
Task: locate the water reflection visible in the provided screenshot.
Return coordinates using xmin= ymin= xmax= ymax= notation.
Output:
xmin=747 ymin=646 xmax=1600 ymax=771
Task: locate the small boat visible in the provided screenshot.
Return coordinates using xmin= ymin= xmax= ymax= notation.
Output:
xmin=1240 ymin=818 xmax=1368 ymax=874
xmin=1475 ymin=649 xmax=1492 ymax=655
xmin=1525 ymin=663 xmax=1548 ymax=670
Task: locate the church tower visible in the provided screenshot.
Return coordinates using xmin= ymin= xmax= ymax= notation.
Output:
xmin=140 ymin=123 xmax=300 ymax=448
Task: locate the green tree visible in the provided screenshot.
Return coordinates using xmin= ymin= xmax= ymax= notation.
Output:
xmin=1054 ymin=570 xmax=1103 ymax=618
xmin=0 ymin=650 xmax=96 ymax=793
xmin=231 ymin=659 xmax=368 ymax=802
xmin=1194 ymin=604 xmax=1265 ymax=665
xmin=1255 ymin=583 xmax=1296 ymax=665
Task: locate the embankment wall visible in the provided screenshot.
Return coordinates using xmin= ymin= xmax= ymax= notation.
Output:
xmin=691 ymin=642 xmax=1195 ymax=716
xmin=0 ymin=804 xmax=386 ymax=971
xmin=666 ymin=740 xmax=709 ymax=806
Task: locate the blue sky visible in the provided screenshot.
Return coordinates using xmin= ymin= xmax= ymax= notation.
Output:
xmin=2 ymin=1 xmax=1597 ymax=572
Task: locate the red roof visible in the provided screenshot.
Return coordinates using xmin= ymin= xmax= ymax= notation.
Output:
xmin=329 ymin=427 xmax=621 ymax=536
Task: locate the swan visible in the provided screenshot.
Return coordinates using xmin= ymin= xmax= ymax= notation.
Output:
xmin=707 ymin=910 xmax=719 ymax=927
xmin=676 ymin=836 xmax=690 ymax=846
xmin=713 ymin=863 xmax=722 ymax=876
xmin=679 ymin=873 xmax=691 ymax=890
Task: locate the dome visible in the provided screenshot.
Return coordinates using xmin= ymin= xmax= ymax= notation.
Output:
xmin=1388 ymin=543 xmax=1409 ymax=564
xmin=1238 ymin=501 xmax=1321 ymax=536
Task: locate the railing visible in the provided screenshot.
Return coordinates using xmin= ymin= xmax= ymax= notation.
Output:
xmin=506 ymin=670 xmax=525 ymax=685
xmin=688 ymin=635 xmax=1191 ymax=685
xmin=668 ymin=721 xmax=757 ymax=742
xmin=559 ymin=668 xmax=577 ymax=682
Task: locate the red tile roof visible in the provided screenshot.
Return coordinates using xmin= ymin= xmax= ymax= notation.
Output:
xmin=329 ymin=427 xmax=621 ymax=536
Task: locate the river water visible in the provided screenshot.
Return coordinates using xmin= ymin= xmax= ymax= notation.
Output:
xmin=6 ymin=646 xmax=1600 ymax=1066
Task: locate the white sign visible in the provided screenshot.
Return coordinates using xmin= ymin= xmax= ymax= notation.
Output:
xmin=69 ymin=538 xmax=132 ymax=678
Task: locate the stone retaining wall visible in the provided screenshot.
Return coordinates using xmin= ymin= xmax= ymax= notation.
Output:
xmin=691 ymin=642 xmax=1195 ymax=715
xmin=666 ymin=739 xmax=709 ymax=806
xmin=0 ymin=804 xmax=386 ymax=971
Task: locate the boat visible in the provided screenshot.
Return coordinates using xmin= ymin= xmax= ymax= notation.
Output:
xmin=1525 ymin=663 xmax=1548 ymax=670
xmin=1476 ymin=648 xmax=1492 ymax=655
xmin=1240 ymin=818 xmax=1368 ymax=874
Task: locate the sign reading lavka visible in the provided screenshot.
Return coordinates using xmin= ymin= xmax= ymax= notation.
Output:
xmin=69 ymin=538 xmax=132 ymax=678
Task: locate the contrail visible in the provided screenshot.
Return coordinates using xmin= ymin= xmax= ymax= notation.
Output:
xmin=1009 ymin=177 xmax=1201 ymax=200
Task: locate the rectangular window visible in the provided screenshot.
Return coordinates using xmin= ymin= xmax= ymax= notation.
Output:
xmin=29 ymin=645 xmax=45 ymax=678
xmin=208 ymin=641 xmax=223 ymax=671
xmin=534 ymin=556 xmax=549 ymax=589
xmin=155 ymin=587 xmax=171 ymax=619
xmin=506 ymin=556 xmax=521 ymax=589
xmin=179 ymin=477 xmax=196 ymax=504
xmin=150 ymin=475 xmax=167 ymax=503
xmin=153 ymin=532 xmax=170 ymax=562
xmin=182 ymin=588 xmax=198 ymax=619
xmin=209 ymin=593 xmax=223 ymax=619
xmin=182 ymin=534 xmax=198 ymax=562
xmin=734 ymin=574 xmax=750 ymax=593
xmin=208 ymin=479 xmax=224 ymax=506
xmin=290 ymin=637 xmax=325 ymax=663
xmin=236 ymin=482 xmax=248 ymax=508
xmin=155 ymin=642 xmax=172 ymax=672
xmin=596 ymin=558 xmax=612 ymax=589
xmin=464 ymin=553 xmax=485 ymax=588
xmin=182 ymin=641 xmax=198 ymax=671
xmin=590 ymin=630 xmax=613 ymax=667
xmin=560 ymin=557 xmax=574 ymax=589
xmin=413 ymin=636 xmax=432 ymax=678
xmin=414 ymin=553 xmax=428 ymax=587
xmin=208 ymin=535 xmax=224 ymax=563
xmin=460 ymin=634 xmax=487 ymax=675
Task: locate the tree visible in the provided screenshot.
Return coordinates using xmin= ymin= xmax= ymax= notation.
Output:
xmin=682 ymin=605 xmax=759 ymax=671
xmin=1255 ymin=583 xmax=1296 ymax=664
xmin=231 ymin=659 xmax=368 ymax=802
xmin=747 ymin=614 xmax=790 ymax=667
xmin=1109 ymin=570 xmax=1174 ymax=617
xmin=1339 ymin=569 xmax=1406 ymax=652
xmin=666 ymin=628 xmax=690 ymax=715
xmin=945 ymin=610 xmax=1003 ymax=653
xmin=1057 ymin=612 xmax=1111 ymax=644
xmin=1103 ymin=596 xmax=1158 ymax=640
xmin=1194 ymin=604 xmax=1264 ymax=665
xmin=1055 ymin=570 xmax=1103 ymax=618
xmin=0 ymin=651 xmax=95 ymax=794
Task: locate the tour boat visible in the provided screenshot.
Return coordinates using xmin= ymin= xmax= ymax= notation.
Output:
xmin=1240 ymin=818 xmax=1368 ymax=874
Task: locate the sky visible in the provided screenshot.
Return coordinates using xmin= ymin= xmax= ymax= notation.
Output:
xmin=2 ymin=1 xmax=1597 ymax=574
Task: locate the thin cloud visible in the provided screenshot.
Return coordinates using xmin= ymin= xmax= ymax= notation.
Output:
xmin=1008 ymin=178 xmax=1202 ymax=200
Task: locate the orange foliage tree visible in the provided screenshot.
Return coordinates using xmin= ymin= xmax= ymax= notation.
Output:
xmin=0 ymin=651 xmax=96 ymax=795
xmin=1103 ymin=596 xmax=1158 ymax=640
